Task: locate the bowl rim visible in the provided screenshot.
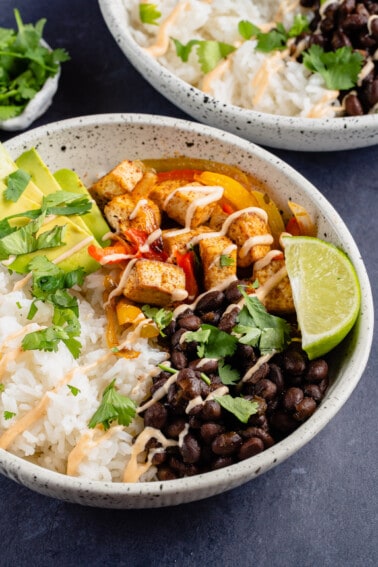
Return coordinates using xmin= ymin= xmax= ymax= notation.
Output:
xmin=98 ymin=0 xmax=378 ymax=135
xmin=0 ymin=112 xmax=374 ymax=504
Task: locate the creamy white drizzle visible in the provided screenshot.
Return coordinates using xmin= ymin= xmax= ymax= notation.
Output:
xmin=253 ymin=249 xmax=284 ymax=273
xmin=129 ymin=199 xmax=148 ymax=220
xmin=104 ymin=258 xmax=138 ymax=306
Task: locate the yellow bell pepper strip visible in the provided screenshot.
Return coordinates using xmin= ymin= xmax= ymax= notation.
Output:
xmin=287 ymin=201 xmax=316 ymax=236
xmin=156 ymin=169 xmax=203 ymax=183
xmin=250 ymin=190 xmax=285 ymax=245
xmin=194 ymin=171 xmax=260 ymax=210
xmin=116 ymin=299 xmax=143 ymax=326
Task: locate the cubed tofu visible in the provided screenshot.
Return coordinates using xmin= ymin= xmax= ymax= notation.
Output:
xmin=104 ymin=194 xmax=161 ymax=235
xmin=162 ymin=226 xmax=212 ymax=260
xmin=253 ymin=258 xmax=295 ymax=314
xmin=208 ymin=204 xmax=228 ymax=231
xmin=123 ymin=259 xmax=187 ymax=306
xmin=227 ymin=211 xmax=273 ymax=268
xmin=89 ymin=160 xmax=145 ymax=208
xmin=199 ymin=235 xmax=237 ymax=291
xmin=150 ymin=181 xmax=221 ymax=228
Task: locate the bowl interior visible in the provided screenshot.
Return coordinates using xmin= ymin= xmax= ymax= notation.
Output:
xmin=98 ymin=0 xmax=378 ymax=152
xmin=0 ymin=113 xmax=373 ymax=508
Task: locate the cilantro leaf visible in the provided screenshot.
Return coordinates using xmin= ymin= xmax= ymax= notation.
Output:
xmin=220 ymin=254 xmax=235 ymax=267
xmin=238 ymin=15 xmax=310 ymax=53
xmin=4 ymin=411 xmax=16 ymax=420
xmin=141 ymin=305 xmax=173 ymax=336
xmin=4 ymin=169 xmax=31 ymax=202
xmin=67 ymin=384 xmax=80 ymax=396
xmin=184 ymin=324 xmax=238 ymax=359
xmin=88 ymin=379 xmax=137 ymax=430
xmin=302 ymin=45 xmax=364 ymax=90
xmin=218 ymin=360 xmax=240 ymax=385
xmin=0 ymin=383 xmax=5 ymax=393
xmin=173 ymin=38 xmax=236 ymax=73
xmin=139 ymin=3 xmax=161 ymax=25
xmin=234 ymin=289 xmax=290 ymax=354
xmin=21 ymin=325 xmax=71 ymax=354
xmin=215 ymin=395 xmax=259 ymax=424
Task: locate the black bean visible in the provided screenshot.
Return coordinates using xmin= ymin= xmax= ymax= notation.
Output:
xmin=195 ymin=290 xmax=225 ymax=315
xmin=177 ymin=314 xmax=202 ymax=331
xmin=200 ymin=399 xmax=222 ymax=421
xmin=177 ymin=370 xmax=202 ymax=400
xmin=189 ymin=358 xmax=218 ymax=374
xmin=143 ymin=402 xmax=168 ymax=429
xmin=370 ymin=16 xmax=378 ymax=39
xmin=218 ymin=308 xmax=239 ymax=333
xmin=270 ymin=411 xmax=299 ymax=434
xmin=283 ymin=387 xmax=304 ymax=412
xmin=363 ymin=79 xmax=378 ymax=107
xmin=170 ymin=350 xmax=187 ymax=369
xmin=304 ymin=383 xmax=323 ymax=402
xmin=241 ymin=427 xmax=275 ymax=448
xmin=180 ymin=434 xmax=201 ymax=464
xmin=293 ymin=397 xmax=317 ymax=421
xmin=342 ymin=13 xmax=368 ymax=31
xmin=244 ymin=362 xmax=270 ymax=385
xmin=212 ymin=432 xmax=243 ymax=456
xmin=211 ymin=456 xmax=233 ymax=470
xmin=224 ymin=280 xmax=247 ymax=303
xmin=200 ymin=310 xmax=221 ymax=325
xmin=283 ymin=349 xmax=307 ymax=376
xmin=238 ymin=437 xmax=265 ymax=460
xmin=150 ymin=375 xmax=169 ymax=395
xmin=151 ymin=450 xmax=167 ymax=466
xmin=171 ymin=328 xmax=187 ymax=349
xmin=254 ymin=379 xmax=277 ymax=401
xmin=200 ymin=423 xmax=225 ymax=444
xmin=157 ymin=467 xmax=178 ymax=481
xmin=306 ymin=359 xmax=329 ymax=382
xmin=331 ymin=30 xmax=352 ymax=49
xmin=269 ymin=364 xmax=285 ymax=393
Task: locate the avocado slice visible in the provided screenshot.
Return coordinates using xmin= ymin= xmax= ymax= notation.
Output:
xmin=0 ymin=145 xmax=101 ymax=275
xmin=54 ymin=168 xmax=111 ymax=246
xmin=8 ymin=215 xmax=100 ymax=274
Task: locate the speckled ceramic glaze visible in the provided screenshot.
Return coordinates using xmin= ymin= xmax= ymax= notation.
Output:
xmin=98 ymin=0 xmax=378 ymax=152
xmin=0 ymin=114 xmax=373 ymax=508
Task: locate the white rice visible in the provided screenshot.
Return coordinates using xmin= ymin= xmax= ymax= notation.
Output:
xmin=0 ymin=268 xmax=167 ymax=482
xmin=126 ymin=0 xmax=342 ymax=118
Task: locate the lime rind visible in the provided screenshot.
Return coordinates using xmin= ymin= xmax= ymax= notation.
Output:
xmin=283 ymin=236 xmax=361 ymax=360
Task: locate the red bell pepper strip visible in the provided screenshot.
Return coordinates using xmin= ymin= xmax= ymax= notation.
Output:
xmin=88 ymin=241 xmax=134 ymax=265
xmin=175 ymin=250 xmax=199 ymax=299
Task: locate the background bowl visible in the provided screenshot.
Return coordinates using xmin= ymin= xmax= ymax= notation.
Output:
xmin=98 ymin=0 xmax=378 ymax=153
xmin=0 ymin=113 xmax=373 ymax=508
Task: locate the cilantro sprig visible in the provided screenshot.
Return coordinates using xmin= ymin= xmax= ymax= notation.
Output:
xmin=302 ymin=44 xmax=364 ymax=90
xmin=0 ymin=9 xmax=70 ymax=120
xmin=238 ymin=15 xmax=310 ymax=53
xmin=88 ymin=379 xmax=137 ymax=430
xmin=4 ymin=169 xmax=31 ymax=202
xmin=21 ymin=256 xmax=85 ymax=358
xmin=139 ymin=3 xmax=161 ymax=26
xmin=172 ymin=38 xmax=236 ymax=74
xmin=142 ymin=305 xmax=173 ymax=336
xmin=215 ymin=395 xmax=259 ymax=424
xmin=184 ymin=324 xmax=238 ymax=359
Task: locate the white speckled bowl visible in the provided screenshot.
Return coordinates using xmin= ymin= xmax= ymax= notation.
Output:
xmin=0 ymin=114 xmax=373 ymax=508
xmin=98 ymin=0 xmax=378 ymax=152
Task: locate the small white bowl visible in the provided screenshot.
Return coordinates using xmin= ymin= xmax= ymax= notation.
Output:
xmin=0 ymin=44 xmax=60 ymax=132
xmin=0 ymin=113 xmax=373 ymax=508
xmin=99 ymin=0 xmax=378 ymax=152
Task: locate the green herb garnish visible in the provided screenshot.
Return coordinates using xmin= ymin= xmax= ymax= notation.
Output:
xmin=139 ymin=3 xmax=161 ymax=25
xmin=172 ymin=38 xmax=236 ymax=73
xmin=238 ymin=15 xmax=309 ymax=53
xmin=67 ymin=384 xmax=80 ymax=396
xmin=88 ymin=379 xmax=137 ymax=431
xmin=302 ymin=44 xmax=364 ymax=90
xmin=233 ymin=289 xmax=290 ymax=354
xmin=3 ymin=411 xmax=16 ymax=420
xmin=214 ymin=395 xmax=259 ymax=424
xmin=220 ymin=254 xmax=235 ymax=267
xmin=142 ymin=305 xmax=173 ymax=336
xmin=4 ymin=169 xmax=31 ymax=202
xmin=218 ymin=359 xmax=240 ymax=385
xmin=0 ymin=9 xmax=70 ymax=120
xmin=184 ymin=324 xmax=238 ymax=359
xmin=0 ymin=384 xmax=5 ymax=393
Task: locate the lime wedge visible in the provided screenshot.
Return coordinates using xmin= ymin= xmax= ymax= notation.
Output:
xmin=283 ymin=236 xmax=361 ymax=360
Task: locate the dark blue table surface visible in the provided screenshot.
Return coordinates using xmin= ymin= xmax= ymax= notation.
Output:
xmin=0 ymin=2 xmax=377 ymax=566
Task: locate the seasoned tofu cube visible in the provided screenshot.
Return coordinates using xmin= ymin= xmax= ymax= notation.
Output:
xmin=150 ymin=181 xmax=221 ymax=228
xmin=253 ymin=258 xmax=295 ymax=314
xmin=162 ymin=226 xmax=212 ymax=260
xmin=227 ymin=211 xmax=273 ymax=268
xmin=104 ymin=194 xmax=161 ymax=235
xmin=199 ymin=236 xmax=237 ymax=291
xmin=89 ymin=160 xmax=145 ymax=208
xmin=208 ymin=204 xmax=228 ymax=231
xmin=123 ymin=259 xmax=187 ymax=306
